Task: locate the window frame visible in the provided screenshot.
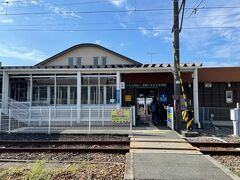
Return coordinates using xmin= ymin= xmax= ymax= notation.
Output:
xmin=93 ymin=57 xmax=99 ymax=66
xmin=101 ymin=56 xmax=107 ymax=65
xmin=68 ymin=57 xmax=74 ymax=66
xmin=76 ymin=57 xmax=82 ymax=66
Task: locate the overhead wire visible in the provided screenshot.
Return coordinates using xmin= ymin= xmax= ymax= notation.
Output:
xmin=1 ymin=6 xmax=240 ymax=16
xmin=0 ymin=26 xmax=239 ymax=32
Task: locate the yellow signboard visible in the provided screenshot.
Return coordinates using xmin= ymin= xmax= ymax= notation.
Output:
xmin=125 ymin=95 xmax=132 ymax=102
xmin=111 ymin=109 xmax=131 ymax=122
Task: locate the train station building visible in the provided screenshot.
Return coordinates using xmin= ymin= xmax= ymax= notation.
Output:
xmin=0 ymin=43 xmax=240 ymax=130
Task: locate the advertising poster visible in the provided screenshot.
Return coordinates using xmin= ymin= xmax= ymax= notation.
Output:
xmin=111 ymin=109 xmax=131 ymax=122
xmin=167 ymin=106 xmax=174 ymax=130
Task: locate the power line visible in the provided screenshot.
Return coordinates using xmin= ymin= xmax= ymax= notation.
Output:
xmin=0 ymin=13 xmax=236 ymax=27
xmin=0 ymin=8 xmax=172 ymax=16
xmin=189 ymin=0 xmax=204 ymax=17
xmin=0 ymin=26 xmax=239 ymax=32
xmin=1 ymin=6 xmax=240 ymax=16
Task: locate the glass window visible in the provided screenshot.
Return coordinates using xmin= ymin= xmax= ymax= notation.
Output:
xmin=32 ymin=77 xmax=54 ymax=106
xmin=93 ymin=57 xmax=99 ymax=65
xmin=106 ymin=86 xmax=116 ymax=104
xmin=32 ymin=87 xmax=39 ymax=102
xmin=10 ymin=78 xmax=29 ymax=102
xmin=101 ymin=57 xmax=107 ymax=65
xmin=81 ymin=87 xmax=88 ymax=104
xmin=82 ymin=77 xmax=88 ymax=85
xmin=90 ymin=86 xmax=98 ymax=104
xmin=50 ymin=87 xmax=55 ymax=105
xmin=70 ymin=87 xmax=77 ymax=104
xmin=89 ymin=77 xmax=98 ymax=85
xmin=68 ymin=57 xmax=74 ymax=66
xmin=100 ymin=86 xmax=104 ymax=104
xmin=57 ymin=87 xmax=68 ymax=104
xmin=76 ymin=57 xmax=82 ymax=66
xmin=39 ymin=87 xmax=48 ymax=102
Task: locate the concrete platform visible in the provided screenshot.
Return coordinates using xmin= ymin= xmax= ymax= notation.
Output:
xmin=130 ymin=141 xmax=197 ymax=150
xmin=126 ymin=153 xmax=238 ymax=180
xmin=130 ymin=149 xmax=202 ymax=154
xmin=130 ymin=138 xmax=187 ymax=142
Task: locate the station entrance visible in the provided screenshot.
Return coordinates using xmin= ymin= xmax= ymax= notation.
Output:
xmin=136 ymin=88 xmax=158 ymax=126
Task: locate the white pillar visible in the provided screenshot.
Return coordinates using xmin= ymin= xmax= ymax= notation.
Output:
xmin=77 ymin=71 xmax=81 ymax=121
xmin=2 ymin=71 xmax=9 ymax=112
xmin=67 ymin=86 xmax=71 ymax=105
xmin=193 ymin=68 xmax=200 ymax=128
xmin=116 ymin=71 xmax=122 ymax=107
xmin=54 ymin=74 xmax=57 ymax=107
xmin=98 ymin=74 xmax=100 ymax=105
xmin=29 ymin=75 xmax=33 ymax=107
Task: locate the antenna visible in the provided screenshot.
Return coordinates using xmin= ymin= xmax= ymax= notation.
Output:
xmin=147 ymin=52 xmax=158 ymax=64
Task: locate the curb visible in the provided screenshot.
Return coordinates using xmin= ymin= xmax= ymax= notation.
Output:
xmin=124 ymin=153 xmax=134 ymax=180
xmin=204 ymin=155 xmax=240 ymax=180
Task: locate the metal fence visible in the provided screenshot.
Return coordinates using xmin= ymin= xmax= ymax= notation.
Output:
xmin=0 ymin=106 xmax=135 ymax=134
xmin=199 ymin=107 xmax=232 ymax=126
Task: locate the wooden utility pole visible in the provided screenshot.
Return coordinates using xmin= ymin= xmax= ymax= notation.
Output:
xmin=173 ymin=0 xmax=181 ymax=131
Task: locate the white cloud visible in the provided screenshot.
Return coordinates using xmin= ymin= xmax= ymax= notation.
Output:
xmin=0 ymin=43 xmax=47 ymax=62
xmin=120 ymin=43 xmax=125 ymax=47
xmin=0 ymin=19 xmax=13 ymax=23
xmin=30 ymin=0 xmax=40 ymax=5
xmin=95 ymin=40 xmax=102 ymax=45
xmin=180 ymin=0 xmax=240 ymax=63
xmin=0 ymin=0 xmax=81 ymax=18
xmin=120 ymin=23 xmax=127 ymax=28
xmin=164 ymin=36 xmax=172 ymax=42
xmin=108 ymin=0 xmax=126 ymax=7
xmin=138 ymin=26 xmax=162 ymax=37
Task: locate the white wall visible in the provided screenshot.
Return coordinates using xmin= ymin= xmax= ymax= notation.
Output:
xmin=44 ymin=46 xmax=135 ymax=66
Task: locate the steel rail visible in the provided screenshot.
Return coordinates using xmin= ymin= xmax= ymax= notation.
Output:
xmin=199 ymin=149 xmax=240 ymax=156
xmin=0 ymin=140 xmax=130 ymax=145
xmin=189 ymin=142 xmax=240 ymax=148
xmin=0 ymin=147 xmax=129 ymax=154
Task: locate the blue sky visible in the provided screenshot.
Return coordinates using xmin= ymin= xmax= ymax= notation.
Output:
xmin=0 ymin=0 xmax=239 ymax=67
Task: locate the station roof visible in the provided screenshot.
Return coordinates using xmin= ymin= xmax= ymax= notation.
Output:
xmin=0 ymin=63 xmax=202 ymax=70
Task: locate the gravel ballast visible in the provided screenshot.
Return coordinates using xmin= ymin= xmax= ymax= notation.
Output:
xmin=186 ymin=126 xmax=240 ymax=177
xmin=0 ymin=152 xmax=126 ymax=162
xmin=0 ymin=133 xmax=129 ymax=141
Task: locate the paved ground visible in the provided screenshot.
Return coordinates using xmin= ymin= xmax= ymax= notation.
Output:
xmin=131 ymin=153 xmax=235 ymax=180
xmin=125 ymin=128 xmax=239 ymax=180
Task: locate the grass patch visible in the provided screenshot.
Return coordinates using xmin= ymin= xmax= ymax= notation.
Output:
xmin=0 ymin=166 xmax=26 ymax=179
xmin=25 ymin=160 xmax=51 ymax=180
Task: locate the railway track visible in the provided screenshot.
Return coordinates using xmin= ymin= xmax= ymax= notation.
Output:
xmin=189 ymin=142 xmax=240 ymax=155
xmin=0 ymin=140 xmax=130 ymax=154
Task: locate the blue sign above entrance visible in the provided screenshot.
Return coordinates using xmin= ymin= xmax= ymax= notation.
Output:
xmin=159 ymin=93 xmax=168 ymax=103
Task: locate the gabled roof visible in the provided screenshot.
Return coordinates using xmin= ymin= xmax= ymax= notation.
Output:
xmin=35 ymin=43 xmax=142 ymax=66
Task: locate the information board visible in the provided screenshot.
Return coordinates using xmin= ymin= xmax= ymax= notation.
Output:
xmin=167 ymin=106 xmax=174 ymax=130
xmin=125 ymin=95 xmax=132 ymax=102
xmin=111 ymin=109 xmax=131 ymax=122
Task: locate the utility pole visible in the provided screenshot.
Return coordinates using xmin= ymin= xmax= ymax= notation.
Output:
xmin=173 ymin=0 xmax=181 ymax=131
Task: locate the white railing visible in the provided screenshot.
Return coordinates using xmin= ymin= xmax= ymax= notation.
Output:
xmin=0 ymin=106 xmax=135 ymax=134
xmin=0 ymin=94 xmax=30 ymax=115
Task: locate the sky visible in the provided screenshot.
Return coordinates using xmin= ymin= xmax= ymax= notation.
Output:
xmin=0 ymin=0 xmax=239 ymax=67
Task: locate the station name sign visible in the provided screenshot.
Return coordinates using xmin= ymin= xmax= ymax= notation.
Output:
xmin=125 ymin=83 xmax=167 ymax=88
